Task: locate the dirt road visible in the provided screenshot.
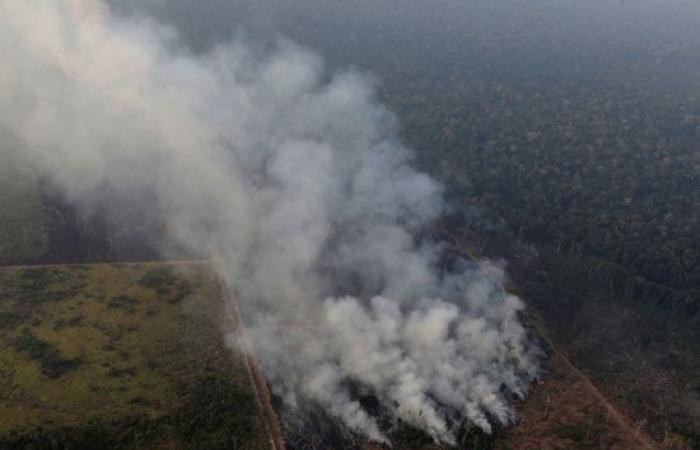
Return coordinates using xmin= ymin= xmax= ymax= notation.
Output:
xmin=221 ymin=281 xmax=287 ymax=450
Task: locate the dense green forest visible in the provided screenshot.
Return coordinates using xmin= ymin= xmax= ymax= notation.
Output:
xmin=259 ymin=1 xmax=700 ymax=444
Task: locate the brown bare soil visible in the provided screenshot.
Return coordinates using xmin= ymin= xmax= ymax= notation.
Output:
xmin=360 ymin=339 xmax=664 ymax=450
xmin=498 ymin=339 xmax=660 ymax=450
xmin=221 ymin=281 xmax=287 ymax=450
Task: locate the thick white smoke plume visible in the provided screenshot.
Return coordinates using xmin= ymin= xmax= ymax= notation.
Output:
xmin=0 ymin=0 xmax=538 ymax=443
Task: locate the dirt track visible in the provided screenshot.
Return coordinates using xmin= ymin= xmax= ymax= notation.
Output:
xmin=513 ymin=318 xmax=661 ymax=450
xmin=551 ymin=337 xmax=658 ymax=449
xmin=221 ymin=281 xmax=287 ymax=450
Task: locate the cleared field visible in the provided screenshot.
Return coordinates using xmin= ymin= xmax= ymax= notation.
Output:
xmin=0 ymin=262 xmax=271 ymax=450
xmin=496 ymin=344 xmax=663 ymax=450
xmin=359 ymin=347 xmax=661 ymax=450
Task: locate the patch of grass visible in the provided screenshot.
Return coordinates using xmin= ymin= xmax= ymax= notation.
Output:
xmin=0 ymin=311 xmax=23 ymax=329
xmin=52 ymin=314 xmax=85 ymax=331
xmin=138 ymin=267 xmax=194 ymax=304
xmin=0 ymin=263 xmax=271 ymax=450
xmin=138 ymin=268 xmax=180 ymax=294
xmin=106 ymin=366 xmax=137 ymax=378
xmin=0 ymin=370 xmax=270 ymax=450
xmin=169 ymin=279 xmax=193 ymax=304
xmin=20 ymin=268 xmax=54 ymax=285
xmin=106 ymin=295 xmax=139 ymax=313
xmin=554 ymin=419 xmax=606 ymax=449
xmin=42 ymin=288 xmax=80 ymax=302
xmin=16 ymin=268 xmax=54 ymax=300
xmin=8 ymin=268 xmax=76 ymax=304
xmin=0 ymin=417 xmax=170 ymax=450
xmin=13 ymin=327 xmax=83 ymax=379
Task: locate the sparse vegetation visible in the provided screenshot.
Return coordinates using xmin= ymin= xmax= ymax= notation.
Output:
xmin=13 ymin=327 xmax=84 ymax=379
xmin=138 ymin=267 xmax=181 ymax=293
xmin=106 ymin=295 xmax=139 ymax=313
xmin=555 ymin=420 xmax=606 ymax=449
xmin=138 ymin=267 xmax=194 ymax=304
xmin=0 ymin=264 xmax=271 ymax=450
xmin=52 ymin=314 xmax=86 ymax=331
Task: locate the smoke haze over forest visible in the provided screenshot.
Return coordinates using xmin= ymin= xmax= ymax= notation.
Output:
xmin=0 ymin=0 xmax=541 ymax=443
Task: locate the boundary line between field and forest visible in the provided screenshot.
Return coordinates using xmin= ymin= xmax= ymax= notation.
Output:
xmin=220 ymin=280 xmax=287 ymax=450
xmin=0 ymin=259 xmax=210 ymax=271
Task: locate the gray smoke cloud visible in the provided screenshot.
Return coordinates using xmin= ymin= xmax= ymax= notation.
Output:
xmin=0 ymin=0 xmax=538 ymax=443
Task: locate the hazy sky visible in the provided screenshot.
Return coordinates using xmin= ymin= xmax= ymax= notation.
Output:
xmin=106 ymin=0 xmax=700 ymax=97
xmin=111 ymin=1 xmax=700 ymax=57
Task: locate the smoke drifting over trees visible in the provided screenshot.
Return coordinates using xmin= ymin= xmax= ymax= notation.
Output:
xmin=0 ymin=0 xmax=538 ymax=443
